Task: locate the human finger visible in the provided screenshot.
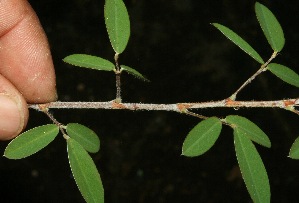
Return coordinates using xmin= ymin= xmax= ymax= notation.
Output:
xmin=0 ymin=0 xmax=57 ymax=103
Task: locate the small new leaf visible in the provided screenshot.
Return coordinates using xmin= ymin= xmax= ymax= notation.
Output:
xmin=120 ymin=65 xmax=150 ymax=82
xmin=234 ymin=129 xmax=270 ymax=203
xmin=289 ymin=136 xmax=299 ymax=159
xmin=67 ymin=138 xmax=104 ymax=203
xmin=182 ymin=117 xmax=222 ymax=157
xmin=255 ymin=2 xmax=285 ymax=52
xmin=267 ymin=63 xmax=299 ymax=88
xmin=225 ymin=115 xmax=271 ymax=148
xmin=212 ymin=23 xmax=264 ymax=64
xmin=105 ymin=0 xmax=130 ymax=54
xmin=66 ymin=123 xmax=100 ymax=153
xmin=63 ymin=54 xmax=115 ymax=71
xmin=4 ymin=124 xmax=59 ymax=159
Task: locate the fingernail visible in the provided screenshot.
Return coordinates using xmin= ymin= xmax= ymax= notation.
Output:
xmin=0 ymin=95 xmax=23 ymax=139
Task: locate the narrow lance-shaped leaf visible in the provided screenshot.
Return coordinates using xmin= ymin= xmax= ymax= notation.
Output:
xmin=182 ymin=117 xmax=222 ymax=157
xmin=120 ymin=65 xmax=150 ymax=82
xmin=234 ymin=129 xmax=270 ymax=203
xmin=289 ymin=136 xmax=299 ymax=159
xmin=63 ymin=54 xmax=115 ymax=71
xmin=66 ymin=123 xmax=100 ymax=153
xmin=255 ymin=2 xmax=285 ymax=52
xmin=105 ymin=0 xmax=130 ymax=54
xmin=67 ymin=138 xmax=104 ymax=203
xmin=4 ymin=124 xmax=59 ymax=159
xmin=267 ymin=63 xmax=299 ymax=88
xmin=212 ymin=23 xmax=264 ymax=64
xmin=225 ymin=115 xmax=271 ymax=148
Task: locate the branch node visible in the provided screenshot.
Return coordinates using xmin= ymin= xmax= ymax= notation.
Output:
xmin=37 ymin=103 xmax=51 ymax=112
xmin=283 ymin=99 xmax=295 ymax=107
xmin=176 ymin=103 xmax=190 ymax=113
xmin=112 ymin=101 xmax=126 ymax=109
xmin=225 ymin=98 xmax=240 ymax=107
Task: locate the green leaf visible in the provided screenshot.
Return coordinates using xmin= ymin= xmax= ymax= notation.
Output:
xmin=212 ymin=23 xmax=264 ymax=64
xmin=234 ymin=129 xmax=270 ymax=203
xmin=255 ymin=2 xmax=285 ymax=52
xmin=289 ymin=136 xmax=299 ymax=159
xmin=182 ymin=117 xmax=222 ymax=157
xmin=67 ymin=138 xmax=104 ymax=203
xmin=63 ymin=54 xmax=115 ymax=71
xmin=66 ymin=123 xmax=100 ymax=153
xmin=4 ymin=124 xmax=59 ymax=159
xmin=267 ymin=63 xmax=299 ymax=88
xmin=105 ymin=0 xmax=130 ymax=54
xmin=120 ymin=65 xmax=150 ymax=82
xmin=225 ymin=115 xmax=271 ymax=148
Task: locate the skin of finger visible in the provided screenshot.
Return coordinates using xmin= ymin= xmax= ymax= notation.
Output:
xmin=0 ymin=0 xmax=57 ymax=103
xmin=0 ymin=74 xmax=28 ymax=140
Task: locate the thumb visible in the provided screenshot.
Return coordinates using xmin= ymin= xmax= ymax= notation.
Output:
xmin=0 ymin=75 xmax=28 ymax=140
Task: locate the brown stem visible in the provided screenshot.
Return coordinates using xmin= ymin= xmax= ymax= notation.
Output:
xmin=115 ymin=72 xmax=122 ymax=103
xmin=114 ymin=53 xmax=122 ymax=102
xmin=41 ymin=108 xmax=68 ymax=138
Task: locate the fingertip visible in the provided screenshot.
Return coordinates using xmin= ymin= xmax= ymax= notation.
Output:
xmin=0 ymin=94 xmax=28 ymax=140
xmin=0 ymin=77 xmax=28 ymax=140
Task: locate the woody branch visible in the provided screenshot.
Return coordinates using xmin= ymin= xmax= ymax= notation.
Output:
xmin=28 ymin=98 xmax=299 ymax=115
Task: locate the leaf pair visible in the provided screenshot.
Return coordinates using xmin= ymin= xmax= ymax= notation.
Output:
xmin=4 ymin=123 xmax=100 ymax=159
xmin=4 ymin=123 xmax=104 ymax=203
xmin=213 ymin=2 xmax=299 ymax=89
xmin=182 ymin=115 xmax=271 ymax=203
xmin=213 ymin=2 xmax=283 ymax=63
xmin=182 ymin=115 xmax=271 ymax=157
xmin=63 ymin=0 xmax=148 ymax=82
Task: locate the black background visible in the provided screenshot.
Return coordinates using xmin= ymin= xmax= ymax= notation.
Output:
xmin=1 ymin=0 xmax=299 ymax=202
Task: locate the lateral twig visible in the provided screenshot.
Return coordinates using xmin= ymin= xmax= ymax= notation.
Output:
xmin=183 ymin=110 xmax=209 ymax=120
xmin=230 ymin=52 xmax=278 ymax=100
xmin=37 ymin=104 xmax=68 ymax=138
